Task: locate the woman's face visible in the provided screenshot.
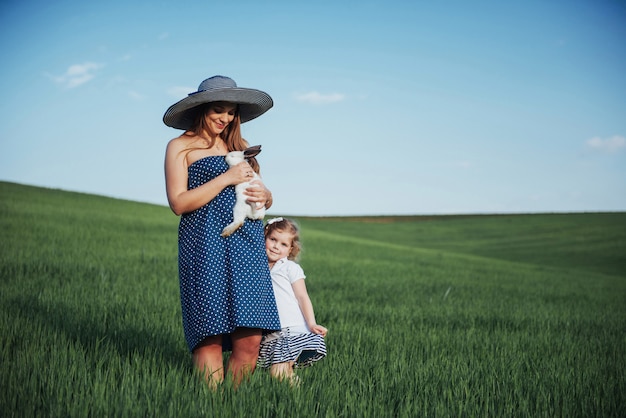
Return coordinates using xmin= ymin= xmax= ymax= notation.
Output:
xmin=204 ymin=101 xmax=237 ymax=136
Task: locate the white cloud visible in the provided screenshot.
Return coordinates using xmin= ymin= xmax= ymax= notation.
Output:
xmin=47 ymin=62 xmax=103 ymax=88
xmin=295 ymin=91 xmax=345 ymax=104
xmin=168 ymin=86 xmax=193 ymax=99
xmin=586 ymin=135 xmax=626 ymax=153
xmin=128 ymin=90 xmax=144 ymax=100
xmin=454 ymin=161 xmax=473 ymax=169
xmin=158 ymin=32 xmax=169 ymax=40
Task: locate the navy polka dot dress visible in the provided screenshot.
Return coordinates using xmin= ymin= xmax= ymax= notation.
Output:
xmin=178 ymin=156 xmax=280 ymax=352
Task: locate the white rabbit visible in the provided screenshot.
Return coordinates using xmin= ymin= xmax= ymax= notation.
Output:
xmin=221 ymin=145 xmax=266 ymax=237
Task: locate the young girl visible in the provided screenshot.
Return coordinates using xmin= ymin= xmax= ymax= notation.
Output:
xmin=258 ymin=217 xmax=327 ymax=384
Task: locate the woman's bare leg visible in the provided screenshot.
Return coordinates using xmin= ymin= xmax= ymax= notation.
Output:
xmin=227 ymin=328 xmax=262 ymax=386
xmin=192 ymin=335 xmax=224 ymax=389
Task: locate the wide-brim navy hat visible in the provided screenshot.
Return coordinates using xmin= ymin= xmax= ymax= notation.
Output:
xmin=163 ymin=75 xmax=273 ymax=130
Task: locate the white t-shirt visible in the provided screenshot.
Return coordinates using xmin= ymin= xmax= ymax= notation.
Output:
xmin=270 ymin=257 xmax=308 ymax=332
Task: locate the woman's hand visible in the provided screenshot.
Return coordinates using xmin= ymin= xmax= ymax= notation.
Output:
xmin=227 ymin=161 xmax=256 ymax=185
xmin=245 ymin=179 xmax=273 ymax=209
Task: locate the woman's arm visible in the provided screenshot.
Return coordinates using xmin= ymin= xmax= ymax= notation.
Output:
xmin=292 ymin=279 xmax=327 ymax=336
xmin=164 ymin=138 xmax=250 ymax=215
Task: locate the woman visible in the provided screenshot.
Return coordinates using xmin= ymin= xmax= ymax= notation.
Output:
xmin=163 ymin=75 xmax=280 ymax=387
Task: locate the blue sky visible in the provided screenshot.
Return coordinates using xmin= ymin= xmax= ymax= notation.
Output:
xmin=1 ymin=0 xmax=624 ymax=216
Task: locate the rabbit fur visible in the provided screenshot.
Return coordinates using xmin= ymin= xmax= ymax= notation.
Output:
xmin=221 ymin=146 xmax=266 ymax=237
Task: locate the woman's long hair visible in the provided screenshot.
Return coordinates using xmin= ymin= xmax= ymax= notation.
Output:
xmin=186 ymin=103 xmax=260 ymax=173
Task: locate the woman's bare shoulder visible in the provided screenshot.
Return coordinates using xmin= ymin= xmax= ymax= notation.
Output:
xmin=168 ymin=133 xmax=194 ymax=146
xmin=166 ymin=133 xmax=198 ymax=153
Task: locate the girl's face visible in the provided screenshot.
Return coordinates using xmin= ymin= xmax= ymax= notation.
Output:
xmin=265 ymin=229 xmax=294 ymax=263
xmin=204 ymin=102 xmax=236 ymax=136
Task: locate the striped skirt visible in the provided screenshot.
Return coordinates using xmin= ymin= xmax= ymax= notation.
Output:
xmin=258 ymin=328 xmax=327 ymax=369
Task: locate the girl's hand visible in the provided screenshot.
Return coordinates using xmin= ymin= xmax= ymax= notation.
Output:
xmin=310 ymin=324 xmax=328 ymax=337
xmin=245 ymin=179 xmax=273 ymax=209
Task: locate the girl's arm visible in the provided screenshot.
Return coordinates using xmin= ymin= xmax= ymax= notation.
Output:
xmin=292 ymin=279 xmax=327 ymax=337
xmin=164 ymin=138 xmax=250 ymax=215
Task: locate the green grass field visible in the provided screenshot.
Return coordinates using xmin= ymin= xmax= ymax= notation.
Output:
xmin=1 ymin=181 xmax=625 ymax=417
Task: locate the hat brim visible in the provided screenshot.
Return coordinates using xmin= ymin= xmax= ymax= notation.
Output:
xmin=163 ymin=87 xmax=273 ymax=130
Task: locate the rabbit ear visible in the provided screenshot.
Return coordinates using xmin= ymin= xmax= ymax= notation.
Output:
xmin=244 ymin=145 xmax=262 ymax=158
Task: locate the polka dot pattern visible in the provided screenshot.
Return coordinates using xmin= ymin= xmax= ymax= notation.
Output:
xmin=178 ymin=156 xmax=280 ymax=352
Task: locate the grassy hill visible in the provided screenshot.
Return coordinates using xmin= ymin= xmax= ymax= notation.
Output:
xmin=295 ymin=212 xmax=626 ymax=277
xmin=1 ymin=181 xmax=624 ymax=417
